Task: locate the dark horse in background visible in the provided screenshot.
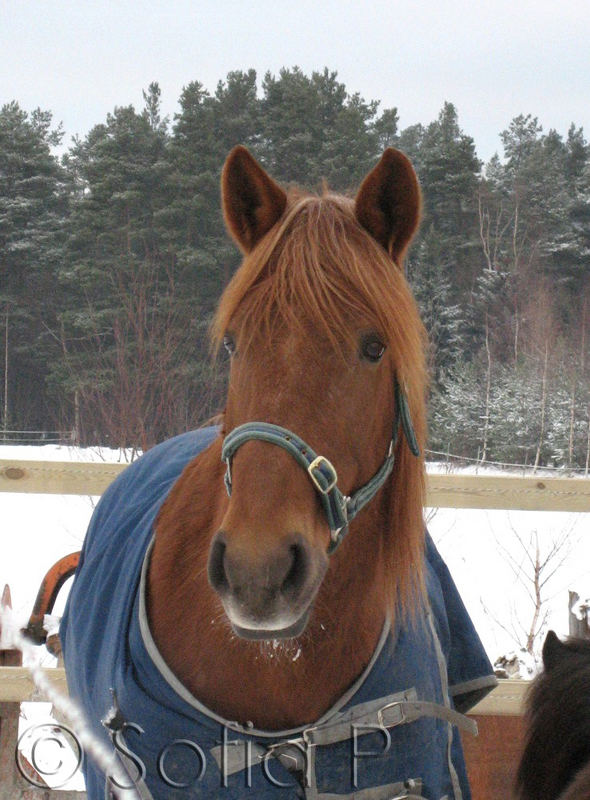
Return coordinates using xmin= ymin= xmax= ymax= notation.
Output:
xmin=61 ymin=147 xmax=495 ymax=799
xmin=517 ymin=631 xmax=590 ymax=800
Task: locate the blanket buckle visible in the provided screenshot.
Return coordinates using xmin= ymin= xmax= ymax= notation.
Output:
xmin=377 ymin=701 xmax=407 ymax=729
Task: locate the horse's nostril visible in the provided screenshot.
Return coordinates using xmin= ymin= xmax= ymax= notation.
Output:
xmin=281 ymin=541 xmax=309 ymax=598
xmin=208 ymin=534 xmax=228 ymax=593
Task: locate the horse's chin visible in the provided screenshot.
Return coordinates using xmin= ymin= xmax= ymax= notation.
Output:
xmin=230 ymin=607 xmax=311 ymax=641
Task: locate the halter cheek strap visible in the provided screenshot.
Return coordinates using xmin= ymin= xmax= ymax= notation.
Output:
xmin=221 ymin=380 xmax=419 ymax=553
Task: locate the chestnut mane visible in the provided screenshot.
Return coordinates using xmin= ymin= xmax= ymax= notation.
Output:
xmin=212 ymin=190 xmax=428 ymax=618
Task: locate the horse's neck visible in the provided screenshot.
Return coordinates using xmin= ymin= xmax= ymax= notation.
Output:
xmin=147 ymin=441 xmax=388 ymax=730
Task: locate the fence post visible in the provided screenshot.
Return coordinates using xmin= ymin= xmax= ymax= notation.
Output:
xmin=0 ymin=584 xmax=28 ymax=799
xmin=1 ymin=585 xmax=87 ymax=799
xmin=569 ymin=591 xmax=590 ymax=638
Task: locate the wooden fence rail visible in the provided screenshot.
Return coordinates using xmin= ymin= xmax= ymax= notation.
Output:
xmin=0 ymin=664 xmax=531 ymax=715
xmin=0 ymin=666 xmax=529 ymax=713
xmin=2 ymin=458 xmax=590 ymax=511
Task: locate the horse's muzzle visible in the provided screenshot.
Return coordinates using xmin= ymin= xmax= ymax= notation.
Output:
xmin=207 ymin=530 xmax=327 ymax=640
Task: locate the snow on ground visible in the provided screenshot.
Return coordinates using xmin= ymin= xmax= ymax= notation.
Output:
xmin=0 ymin=442 xmax=134 ymax=463
xmin=2 ymin=444 xmax=135 ymax=624
xmin=428 ymin=505 xmax=589 ymax=669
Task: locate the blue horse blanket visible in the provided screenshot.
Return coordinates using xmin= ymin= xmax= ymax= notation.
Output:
xmin=61 ymin=427 xmax=496 ymax=799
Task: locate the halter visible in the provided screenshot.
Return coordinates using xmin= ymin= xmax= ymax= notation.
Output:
xmin=221 ymin=380 xmax=419 ymax=553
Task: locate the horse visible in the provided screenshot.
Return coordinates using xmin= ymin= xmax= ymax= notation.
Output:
xmin=60 ymin=146 xmax=495 ymax=799
xmin=516 ymin=630 xmax=590 ymax=800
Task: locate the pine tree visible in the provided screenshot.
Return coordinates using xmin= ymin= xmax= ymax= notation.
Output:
xmin=258 ymin=67 xmax=387 ymax=191
xmin=407 ymin=226 xmax=465 ymax=382
xmin=418 ymin=102 xmax=481 ymax=272
xmin=546 ymin=130 xmax=590 ymax=299
xmin=55 ymin=87 xmax=221 ymax=448
xmin=0 ymin=102 xmax=68 ymax=431
xmin=428 ymin=360 xmax=486 ymax=459
xmin=403 ymin=103 xmax=480 ymax=384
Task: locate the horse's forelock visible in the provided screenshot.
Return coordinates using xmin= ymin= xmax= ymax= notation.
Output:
xmin=213 ymin=192 xmax=425 ymax=369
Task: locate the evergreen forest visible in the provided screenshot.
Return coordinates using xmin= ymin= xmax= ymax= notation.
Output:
xmin=2 ymin=68 xmax=589 ymax=468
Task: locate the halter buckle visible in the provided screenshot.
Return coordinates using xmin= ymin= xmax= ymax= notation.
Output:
xmin=307 ymin=456 xmax=338 ymax=495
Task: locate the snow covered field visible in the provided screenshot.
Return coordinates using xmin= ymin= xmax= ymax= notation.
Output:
xmin=1 ymin=443 xmax=132 ymax=626
xmin=2 ymin=442 xmax=589 ymax=669
xmin=429 ymin=504 xmax=588 ymax=669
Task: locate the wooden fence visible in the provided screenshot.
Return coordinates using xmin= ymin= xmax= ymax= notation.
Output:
xmin=1 ymin=459 xmax=589 ymax=797
xmin=3 ymin=458 xmax=590 ymax=511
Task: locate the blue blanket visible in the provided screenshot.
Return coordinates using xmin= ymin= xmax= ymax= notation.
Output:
xmin=61 ymin=427 xmax=496 ymax=799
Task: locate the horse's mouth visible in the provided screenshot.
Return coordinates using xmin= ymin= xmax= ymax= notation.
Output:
xmin=230 ymin=607 xmax=311 ymax=641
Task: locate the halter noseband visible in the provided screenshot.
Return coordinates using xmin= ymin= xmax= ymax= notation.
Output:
xmin=221 ymin=380 xmax=419 ymax=553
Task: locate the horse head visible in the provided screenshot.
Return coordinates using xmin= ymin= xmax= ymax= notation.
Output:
xmin=207 ymin=146 xmax=427 ymax=641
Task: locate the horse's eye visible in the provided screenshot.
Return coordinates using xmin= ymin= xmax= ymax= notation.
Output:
xmin=361 ymin=336 xmax=386 ymax=363
xmin=223 ymin=334 xmax=236 ymax=356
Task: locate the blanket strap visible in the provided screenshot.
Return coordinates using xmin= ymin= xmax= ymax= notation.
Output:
xmin=210 ymin=689 xmax=477 ymax=777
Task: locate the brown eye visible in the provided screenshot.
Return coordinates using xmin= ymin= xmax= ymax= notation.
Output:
xmin=361 ymin=336 xmax=386 ymax=363
xmin=223 ymin=334 xmax=236 ymax=356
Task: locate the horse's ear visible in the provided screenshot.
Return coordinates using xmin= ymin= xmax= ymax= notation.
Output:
xmin=355 ymin=148 xmax=421 ymax=266
xmin=542 ymin=630 xmax=567 ymax=671
xmin=222 ymin=146 xmax=287 ymax=253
